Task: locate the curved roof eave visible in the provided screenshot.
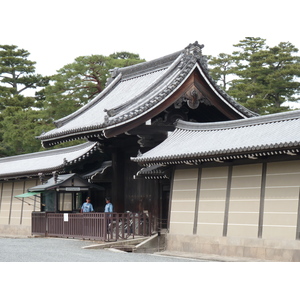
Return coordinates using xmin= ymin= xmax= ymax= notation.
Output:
xmin=101 ymin=64 xmax=250 ymax=133
xmin=195 ymin=62 xmax=257 ymax=119
xmin=39 ymin=50 xmax=187 ymax=145
xmin=132 ymin=110 xmax=300 ymax=165
xmin=52 ymin=73 xmax=123 ymax=129
xmin=39 ymin=61 xmax=194 ymax=145
xmin=0 ymin=142 xmax=99 ymax=180
xmin=40 ymin=51 xmax=183 ymax=135
xmin=38 ymin=42 xmax=257 ymax=147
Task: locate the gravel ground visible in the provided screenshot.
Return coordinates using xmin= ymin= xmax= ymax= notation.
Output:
xmin=0 ymin=237 xmax=203 ymax=262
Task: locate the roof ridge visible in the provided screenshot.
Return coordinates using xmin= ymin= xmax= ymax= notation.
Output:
xmin=176 ymin=110 xmax=300 ymax=131
xmin=108 ymin=50 xmax=182 ymax=81
xmin=120 ymin=67 xmax=169 ymax=82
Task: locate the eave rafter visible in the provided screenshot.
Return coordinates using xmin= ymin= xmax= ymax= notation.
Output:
xmin=138 ymin=148 xmax=300 ymax=167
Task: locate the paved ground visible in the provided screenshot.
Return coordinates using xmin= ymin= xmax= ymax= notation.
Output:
xmin=0 ymin=237 xmax=207 ymax=262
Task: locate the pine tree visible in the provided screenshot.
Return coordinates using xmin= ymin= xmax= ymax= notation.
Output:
xmin=208 ymin=38 xmax=300 ymax=114
xmin=0 ymin=45 xmax=49 ymax=156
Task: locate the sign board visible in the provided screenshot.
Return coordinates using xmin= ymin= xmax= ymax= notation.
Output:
xmin=65 ymin=187 xmax=81 ymax=191
xmin=64 ymin=213 xmax=69 ymax=222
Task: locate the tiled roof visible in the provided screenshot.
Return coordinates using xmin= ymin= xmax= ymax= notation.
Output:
xmin=134 ymin=164 xmax=170 ymax=180
xmin=132 ymin=110 xmax=300 ymax=165
xmin=0 ymin=142 xmax=98 ymax=179
xmin=38 ymin=42 xmax=256 ymax=147
xmin=28 ymin=173 xmax=75 ymax=191
xmin=28 ymin=173 xmax=104 ymax=192
xmin=82 ymin=161 xmax=112 ymax=179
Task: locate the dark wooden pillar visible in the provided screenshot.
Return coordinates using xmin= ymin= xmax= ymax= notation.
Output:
xmin=111 ymin=149 xmax=125 ymax=213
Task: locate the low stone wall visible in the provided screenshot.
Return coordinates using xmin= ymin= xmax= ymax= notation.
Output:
xmin=166 ymin=234 xmax=300 ymax=262
xmin=0 ymin=225 xmax=31 ymax=237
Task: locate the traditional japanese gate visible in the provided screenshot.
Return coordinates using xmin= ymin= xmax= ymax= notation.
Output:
xmin=32 ymin=212 xmax=153 ymax=241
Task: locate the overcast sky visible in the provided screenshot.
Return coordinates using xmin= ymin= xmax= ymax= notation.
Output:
xmin=2 ymin=0 xmax=300 ymax=76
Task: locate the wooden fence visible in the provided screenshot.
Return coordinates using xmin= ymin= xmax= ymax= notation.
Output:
xmin=32 ymin=212 xmax=153 ymax=241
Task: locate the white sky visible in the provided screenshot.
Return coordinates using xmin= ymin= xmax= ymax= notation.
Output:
xmin=2 ymin=0 xmax=300 ymax=77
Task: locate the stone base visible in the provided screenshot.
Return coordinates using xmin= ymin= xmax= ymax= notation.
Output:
xmin=0 ymin=224 xmax=31 ymax=237
xmin=166 ymin=234 xmax=300 ymax=262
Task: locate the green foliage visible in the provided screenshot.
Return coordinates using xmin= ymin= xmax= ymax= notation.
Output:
xmin=207 ymin=53 xmax=235 ymax=90
xmin=0 ymin=46 xmax=145 ymax=156
xmin=0 ymin=45 xmax=48 ymax=102
xmin=208 ymin=37 xmax=300 ymax=114
xmin=0 ymin=109 xmax=45 ymax=156
xmin=109 ymin=51 xmax=145 ymax=67
xmin=0 ymin=45 xmax=50 ymax=156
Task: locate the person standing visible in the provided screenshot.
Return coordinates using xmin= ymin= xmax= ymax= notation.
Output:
xmin=81 ymin=197 xmax=94 ymax=213
xmin=104 ymin=197 xmax=113 ymax=213
xmin=104 ymin=197 xmax=113 ymax=235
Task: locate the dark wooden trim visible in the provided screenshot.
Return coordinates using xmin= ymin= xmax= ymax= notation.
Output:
xmin=223 ymin=166 xmax=233 ymax=236
xmin=193 ymin=167 xmax=202 ymax=235
xmin=111 ymin=149 xmax=125 ymax=213
xmin=258 ymin=163 xmax=267 ymax=238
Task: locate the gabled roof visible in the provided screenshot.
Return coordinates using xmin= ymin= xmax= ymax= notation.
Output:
xmin=38 ymin=42 xmax=256 ymax=148
xmin=28 ymin=173 xmax=77 ymax=191
xmin=0 ymin=142 xmax=98 ymax=180
xmin=27 ymin=173 xmax=103 ymax=192
xmin=132 ymin=110 xmax=300 ymax=165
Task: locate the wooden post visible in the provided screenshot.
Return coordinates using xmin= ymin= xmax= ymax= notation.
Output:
xmin=112 ymin=149 xmax=125 ymax=213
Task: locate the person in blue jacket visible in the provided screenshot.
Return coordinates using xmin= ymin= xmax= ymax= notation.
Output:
xmin=104 ymin=197 xmax=113 ymax=213
xmin=81 ymin=197 xmax=94 ymax=213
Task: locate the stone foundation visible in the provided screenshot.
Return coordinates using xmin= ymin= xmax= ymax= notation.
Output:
xmin=0 ymin=225 xmax=31 ymax=237
xmin=166 ymin=234 xmax=300 ymax=262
